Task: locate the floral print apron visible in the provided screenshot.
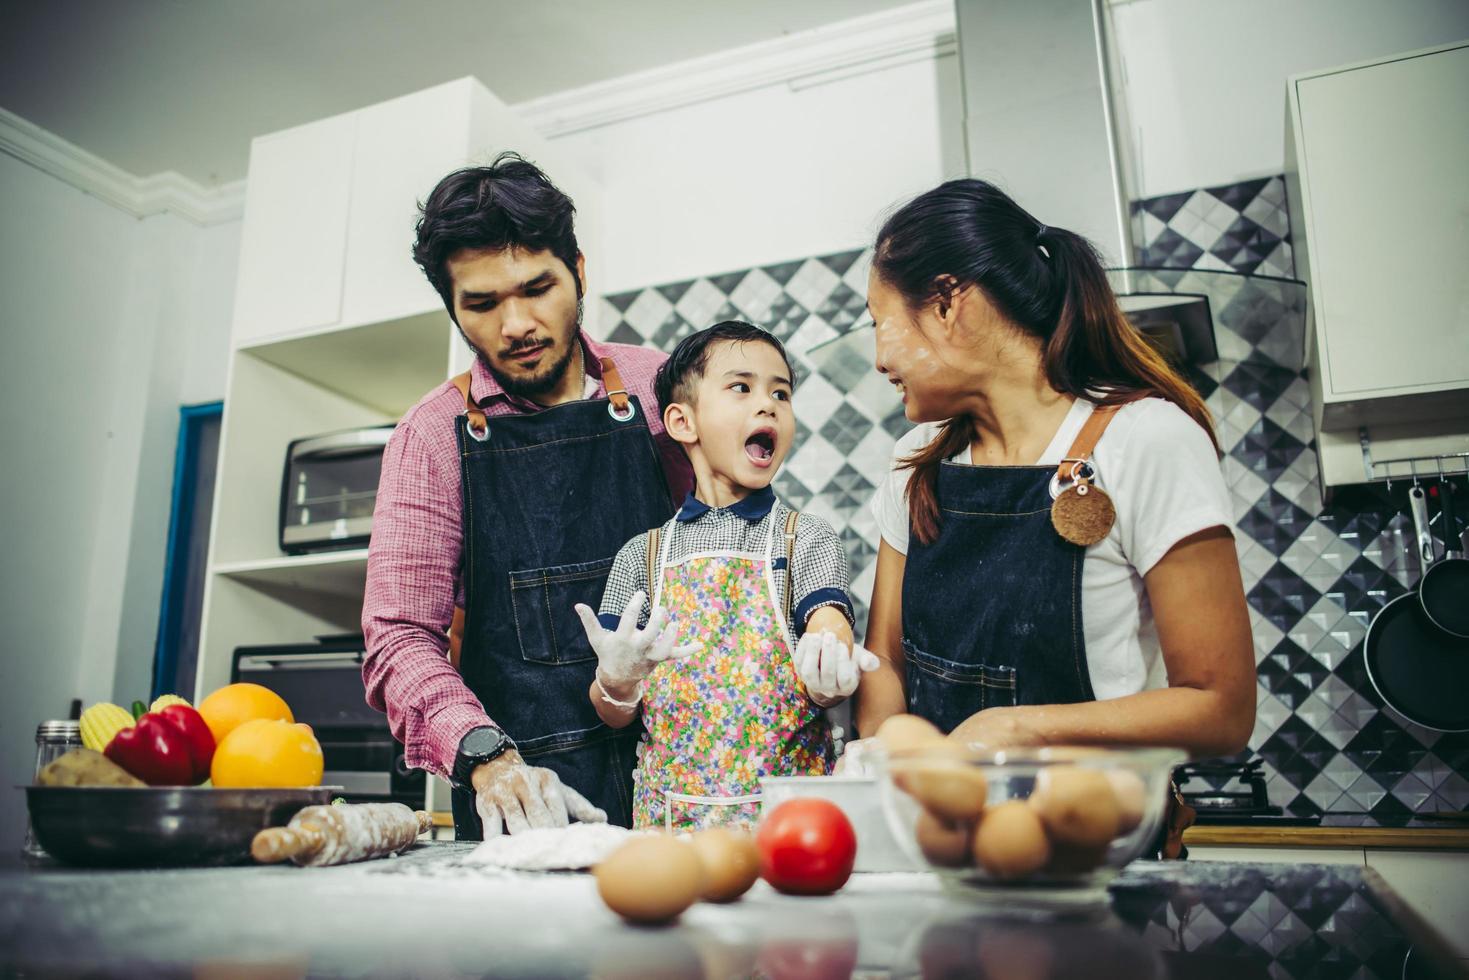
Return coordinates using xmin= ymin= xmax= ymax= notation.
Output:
xmin=632 ymin=513 xmax=834 ymax=830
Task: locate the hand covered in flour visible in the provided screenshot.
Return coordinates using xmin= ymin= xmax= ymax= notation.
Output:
xmin=795 ymin=630 xmax=881 ymax=708
xmin=574 ymin=591 xmax=699 ymax=696
xmin=472 ymin=751 xmax=607 ymax=837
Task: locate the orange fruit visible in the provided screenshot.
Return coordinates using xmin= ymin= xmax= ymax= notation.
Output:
xmin=210 ymin=719 xmax=323 ymax=788
xmin=197 ymin=683 xmax=293 ymax=745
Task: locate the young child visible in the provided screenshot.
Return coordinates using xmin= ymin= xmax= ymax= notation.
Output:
xmin=574 ymin=320 xmax=877 ymax=830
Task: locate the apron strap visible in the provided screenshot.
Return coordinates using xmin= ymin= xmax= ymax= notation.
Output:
xmin=1053 ymin=395 xmax=1146 ymax=486
xmin=601 ymin=357 xmax=632 ymax=417
xmin=645 ymin=526 xmax=662 ymax=601
xmin=450 ymin=372 xmax=488 ymax=438
xmin=783 ymin=510 xmax=799 ymax=626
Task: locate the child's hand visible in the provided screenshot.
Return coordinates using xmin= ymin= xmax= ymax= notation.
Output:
xmin=574 ymin=591 xmax=699 ymax=693
xmin=795 ymin=630 xmax=881 ymax=708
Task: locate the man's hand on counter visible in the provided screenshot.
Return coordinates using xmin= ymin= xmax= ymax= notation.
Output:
xmin=470 ymin=750 xmax=607 ymax=835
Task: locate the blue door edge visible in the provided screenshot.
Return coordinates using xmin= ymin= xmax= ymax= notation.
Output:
xmin=151 ymin=401 xmax=224 ymax=701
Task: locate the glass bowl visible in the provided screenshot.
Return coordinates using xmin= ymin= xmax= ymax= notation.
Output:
xmin=873 ymin=745 xmax=1186 ymax=911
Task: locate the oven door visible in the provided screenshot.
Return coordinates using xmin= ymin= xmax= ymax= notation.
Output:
xmin=280 ymin=427 xmax=393 ymax=554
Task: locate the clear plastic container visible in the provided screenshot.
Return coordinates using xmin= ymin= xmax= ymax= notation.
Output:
xmin=24 ymin=720 xmax=81 ymax=858
xmin=663 ymin=791 xmax=762 ymax=833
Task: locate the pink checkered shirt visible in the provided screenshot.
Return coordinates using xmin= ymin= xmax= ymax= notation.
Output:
xmin=361 ymin=335 xmax=692 ymax=780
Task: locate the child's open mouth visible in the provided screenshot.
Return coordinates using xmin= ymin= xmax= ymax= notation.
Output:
xmin=744 ymin=429 xmax=777 ymax=467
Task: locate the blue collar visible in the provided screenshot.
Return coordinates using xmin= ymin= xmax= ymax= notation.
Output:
xmin=675 ymin=485 xmax=776 ymax=523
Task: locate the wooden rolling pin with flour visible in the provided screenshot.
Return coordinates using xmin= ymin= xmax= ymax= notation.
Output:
xmin=252 ymin=802 xmax=432 ymax=867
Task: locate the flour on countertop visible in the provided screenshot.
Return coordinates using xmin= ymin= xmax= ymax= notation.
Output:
xmin=465 ymin=824 xmax=643 ymax=871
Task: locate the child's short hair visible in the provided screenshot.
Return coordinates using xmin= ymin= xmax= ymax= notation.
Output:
xmin=654 ymin=320 xmax=795 ymax=411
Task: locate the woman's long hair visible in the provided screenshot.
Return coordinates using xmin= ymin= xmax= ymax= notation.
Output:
xmin=873 ymin=179 xmax=1217 ymax=545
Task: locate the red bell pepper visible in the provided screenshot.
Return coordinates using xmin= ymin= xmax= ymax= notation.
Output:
xmin=104 ymin=705 xmax=216 ymax=786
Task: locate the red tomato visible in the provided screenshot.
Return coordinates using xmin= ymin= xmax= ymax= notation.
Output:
xmin=756 ymin=798 xmax=857 ymax=895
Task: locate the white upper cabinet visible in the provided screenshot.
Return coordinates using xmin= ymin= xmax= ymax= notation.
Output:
xmin=339 ymin=81 xmax=480 ymax=327
xmin=231 ymin=113 xmax=357 ymax=347
xmin=1286 ymin=42 xmax=1469 ymax=432
xmin=228 ymin=78 xmax=601 ymax=349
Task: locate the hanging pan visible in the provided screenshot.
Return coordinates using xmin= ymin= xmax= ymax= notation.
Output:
xmin=1420 ymin=475 xmax=1469 ymax=638
xmin=1362 ymin=481 xmax=1469 ymax=732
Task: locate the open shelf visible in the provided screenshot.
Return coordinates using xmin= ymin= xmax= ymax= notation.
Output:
xmin=241 ymin=310 xmax=455 ymax=418
xmin=213 ymin=549 xmax=369 ymax=604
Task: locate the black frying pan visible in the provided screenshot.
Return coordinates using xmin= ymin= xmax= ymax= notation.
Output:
xmin=1363 ymin=483 xmax=1469 ymax=732
xmin=1420 ymin=477 xmax=1469 ymax=638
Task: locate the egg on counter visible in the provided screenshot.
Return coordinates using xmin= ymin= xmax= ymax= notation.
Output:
xmin=972 ymin=800 xmax=1051 ymax=879
xmin=688 ymin=828 xmax=760 ymax=903
xmin=1027 ymin=765 xmax=1120 ymax=848
xmin=595 ymin=835 xmax=707 ymax=924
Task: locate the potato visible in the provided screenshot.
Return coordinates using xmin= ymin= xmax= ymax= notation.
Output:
xmin=37 ymin=748 xmax=146 ymax=787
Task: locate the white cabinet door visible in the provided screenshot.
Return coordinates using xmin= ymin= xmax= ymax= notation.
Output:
xmin=339 ymin=80 xmax=473 ymax=327
xmin=231 ymin=114 xmax=357 ymax=347
xmin=1295 ymin=44 xmax=1469 ymax=404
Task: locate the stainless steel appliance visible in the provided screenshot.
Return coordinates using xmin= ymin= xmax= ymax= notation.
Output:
xmin=279 ymin=425 xmax=394 ymax=554
xmin=231 ymin=636 xmax=424 ymax=808
xmin=1175 ymin=760 xmax=1320 ymax=826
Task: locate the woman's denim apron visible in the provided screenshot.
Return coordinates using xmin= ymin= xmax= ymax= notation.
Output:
xmin=450 ymin=389 xmax=674 ymax=837
xmin=901 ymin=462 xmax=1096 ymax=732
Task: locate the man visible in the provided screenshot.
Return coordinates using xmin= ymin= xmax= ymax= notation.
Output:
xmin=362 ymin=152 xmax=693 ymax=838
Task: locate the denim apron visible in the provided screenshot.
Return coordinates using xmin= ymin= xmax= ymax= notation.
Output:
xmin=635 ymin=511 xmax=833 ymax=830
xmin=450 ymin=363 xmax=674 ymax=838
xmin=901 ymin=460 xmax=1096 ymax=733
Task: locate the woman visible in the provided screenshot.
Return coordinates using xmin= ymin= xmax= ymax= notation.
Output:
xmin=851 ymin=179 xmax=1255 ymax=758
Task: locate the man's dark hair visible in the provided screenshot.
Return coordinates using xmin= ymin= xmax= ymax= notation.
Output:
xmin=654 ymin=320 xmax=796 ymax=412
xmin=412 ymin=151 xmax=580 ymax=316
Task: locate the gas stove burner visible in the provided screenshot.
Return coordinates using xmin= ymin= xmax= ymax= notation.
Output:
xmin=1174 ymin=760 xmax=1321 ymax=826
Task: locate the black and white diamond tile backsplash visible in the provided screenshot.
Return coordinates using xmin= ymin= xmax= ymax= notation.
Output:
xmin=600 ymin=179 xmax=1469 ymax=819
xmin=1132 ymin=175 xmax=1295 ymax=278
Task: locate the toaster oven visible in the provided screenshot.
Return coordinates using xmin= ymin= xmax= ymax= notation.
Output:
xmin=279 ymin=425 xmax=394 ymax=554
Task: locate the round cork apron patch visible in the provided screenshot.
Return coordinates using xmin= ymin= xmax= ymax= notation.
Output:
xmin=1050 ymin=482 xmax=1116 ymax=547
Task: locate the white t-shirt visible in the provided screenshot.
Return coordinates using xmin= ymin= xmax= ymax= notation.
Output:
xmin=871 ymin=397 xmax=1233 ymax=700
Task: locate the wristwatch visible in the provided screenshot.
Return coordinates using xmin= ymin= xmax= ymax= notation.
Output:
xmin=451 ymin=725 xmax=515 ymax=792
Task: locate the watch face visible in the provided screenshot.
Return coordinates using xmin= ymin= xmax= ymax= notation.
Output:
xmin=464 ymin=727 xmax=506 ymax=758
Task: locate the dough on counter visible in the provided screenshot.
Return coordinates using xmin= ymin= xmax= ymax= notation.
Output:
xmin=465 ymin=823 xmax=642 ymax=871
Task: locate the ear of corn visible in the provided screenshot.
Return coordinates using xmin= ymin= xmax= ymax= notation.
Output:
xmin=150 ymin=693 xmax=191 ymax=713
xmin=79 ymin=702 xmax=135 ymax=752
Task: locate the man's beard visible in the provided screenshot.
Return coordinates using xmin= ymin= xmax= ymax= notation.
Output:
xmin=464 ymin=297 xmax=584 ymax=400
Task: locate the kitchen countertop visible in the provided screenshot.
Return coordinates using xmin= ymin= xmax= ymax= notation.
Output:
xmin=2 ymin=843 xmax=1464 ymax=978
xmin=1184 ymin=820 xmax=1469 ymax=849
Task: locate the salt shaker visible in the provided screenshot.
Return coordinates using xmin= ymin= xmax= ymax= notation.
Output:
xmin=23 ymin=720 xmax=81 ymax=858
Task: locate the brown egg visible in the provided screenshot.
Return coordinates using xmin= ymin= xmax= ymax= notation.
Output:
xmin=1106 ymin=769 xmax=1148 ymax=835
xmin=892 ymin=742 xmax=989 ymax=822
xmin=1044 ymin=841 xmax=1110 ymax=875
xmin=972 ymin=800 xmax=1051 ymax=879
xmin=876 ymin=714 xmax=946 ymax=753
xmin=689 ymin=828 xmax=761 ymax=903
xmin=1028 ymin=766 xmax=1120 ymax=847
xmin=914 ymin=808 xmax=973 ymax=867
xmin=595 ymin=835 xmax=707 ymax=924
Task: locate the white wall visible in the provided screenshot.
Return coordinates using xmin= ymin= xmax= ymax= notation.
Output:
xmin=0 ymin=150 xmax=238 ymax=855
xmin=1111 ymin=0 xmax=1469 ymax=197
xmin=547 ymin=53 xmax=967 ymax=296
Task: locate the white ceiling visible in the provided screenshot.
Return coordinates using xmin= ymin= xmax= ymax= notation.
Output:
xmin=0 ymin=0 xmax=910 ymax=187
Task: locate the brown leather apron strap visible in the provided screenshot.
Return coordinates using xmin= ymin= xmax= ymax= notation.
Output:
xmin=448 ymin=606 xmax=465 ymax=671
xmin=601 ymin=357 xmax=632 ymax=416
xmin=450 ymin=372 xmax=487 ymax=438
xmin=1054 ymin=402 xmax=1122 ymax=485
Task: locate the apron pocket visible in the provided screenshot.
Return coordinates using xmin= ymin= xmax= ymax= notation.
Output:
xmin=509 ymin=556 xmax=615 ymax=666
xmin=902 ymin=639 xmax=1018 ymax=710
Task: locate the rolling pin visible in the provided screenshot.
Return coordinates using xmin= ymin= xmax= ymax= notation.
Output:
xmin=252 ymin=802 xmax=432 ymax=867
